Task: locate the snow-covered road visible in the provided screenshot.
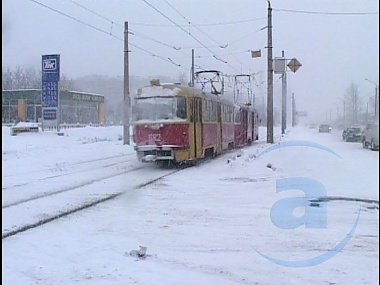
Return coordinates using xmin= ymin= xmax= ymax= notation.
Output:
xmin=2 ymin=125 xmax=378 ymax=285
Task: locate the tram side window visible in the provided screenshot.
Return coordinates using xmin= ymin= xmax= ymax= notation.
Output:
xmin=210 ymin=101 xmax=216 ymax=122
xmin=189 ymin=100 xmax=194 ymax=122
xmin=176 ymin=97 xmax=187 ymax=119
xmin=203 ymin=100 xmax=209 ymax=122
xmin=235 ymin=111 xmax=241 ymax=124
xmin=196 ymin=99 xmax=201 ymax=123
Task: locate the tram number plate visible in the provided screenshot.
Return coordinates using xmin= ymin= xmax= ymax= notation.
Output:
xmin=148 ymin=134 xmax=161 ymax=142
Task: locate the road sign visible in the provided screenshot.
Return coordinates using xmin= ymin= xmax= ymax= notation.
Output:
xmin=274 ymin=57 xmax=286 ymax=74
xmin=251 ymin=50 xmax=261 ymax=58
xmin=287 ymin=58 xmax=302 ymax=73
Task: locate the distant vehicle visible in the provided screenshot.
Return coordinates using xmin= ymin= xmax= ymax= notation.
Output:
xmin=319 ymin=124 xmax=331 ymax=133
xmin=309 ymin=123 xmax=316 ymax=129
xmin=362 ymin=122 xmax=379 ymax=150
xmin=342 ymin=126 xmax=362 ymax=142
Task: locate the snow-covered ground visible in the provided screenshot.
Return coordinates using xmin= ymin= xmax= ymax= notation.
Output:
xmin=2 ymin=125 xmax=379 ymax=285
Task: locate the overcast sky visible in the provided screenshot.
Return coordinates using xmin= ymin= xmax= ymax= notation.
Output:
xmin=2 ymin=0 xmax=379 ymax=122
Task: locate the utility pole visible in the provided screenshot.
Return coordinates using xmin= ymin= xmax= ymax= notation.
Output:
xmin=375 ymin=85 xmax=378 ymax=118
xmin=364 ymin=78 xmax=378 ymax=119
xmin=191 ymin=49 xmax=195 ymax=87
xmin=281 ymin=50 xmax=287 ymax=135
xmin=123 ymin=21 xmax=130 ymax=145
xmin=267 ymin=1 xmax=274 ymax=143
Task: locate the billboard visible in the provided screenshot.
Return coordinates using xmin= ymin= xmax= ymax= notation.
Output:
xmin=41 ymin=54 xmax=60 ymax=130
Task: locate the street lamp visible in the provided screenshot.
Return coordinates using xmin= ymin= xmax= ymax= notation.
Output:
xmin=365 ymin=78 xmax=378 ymax=118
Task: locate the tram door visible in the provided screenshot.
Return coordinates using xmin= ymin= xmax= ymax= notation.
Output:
xmin=241 ymin=109 xmax=248 ymax=144
xmin=191 ymin=98 xmax=203 ymax=159
xmin=251 ymin=111 xmax=256 ymax=141
xmin=216 ymin=102 xmax=223 ymax=154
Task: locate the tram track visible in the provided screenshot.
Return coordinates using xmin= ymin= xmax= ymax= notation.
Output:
xmin=3 ymin=153 xmax=136 ymax=179
xmin=2 ymin=134 xmax=279 ymax=241
xmin=2 ymin=165 xmax=145 ymax=209
xmin=2 ymin=168 xmax=181 ymax=240
xmin=2 ymin=153 xmax=136 ymax=190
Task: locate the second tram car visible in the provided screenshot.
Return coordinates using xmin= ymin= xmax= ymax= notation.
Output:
xmin=132 ymin=79 xmax=259 ymax=165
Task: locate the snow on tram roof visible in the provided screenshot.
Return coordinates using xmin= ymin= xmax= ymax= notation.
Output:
xmin=136 ymin=79 xmax=255 ymax=111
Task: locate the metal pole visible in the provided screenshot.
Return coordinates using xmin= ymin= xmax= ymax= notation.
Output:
xmin=34 ymin=104 xmax=37 ymax=123
xmin=123 ymin=21 xmax=130 ymax=145
xmin=281 ymin=50 xmax=286 ymax=134
xmin=267 ymin=1 xmax=274 ymax=143
xmin=375 ymin=85 xmax=378 ymax=118
xmin=191 ymin=49 xmax=195 ymax=87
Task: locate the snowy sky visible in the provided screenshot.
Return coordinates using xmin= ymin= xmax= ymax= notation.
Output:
xmin=2 ymin=124 xmax=379 ymax=284
xmin=2 ymin=0 xmax=379 ymax=122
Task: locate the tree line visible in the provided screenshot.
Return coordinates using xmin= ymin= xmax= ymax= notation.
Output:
xmin=2 ymin=65 xmax=187 ymax=124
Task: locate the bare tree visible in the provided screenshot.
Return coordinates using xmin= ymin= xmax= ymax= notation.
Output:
xmin=2 ymin=66 xmax=12 ymax=89
xmin=60 ymin=74 xmax=74 ymax=91
xmin=2 ymin=65 xmax=41 ymax=89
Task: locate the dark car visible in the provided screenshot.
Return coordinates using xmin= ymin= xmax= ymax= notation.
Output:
xmin=342 ymin=126 xmax=362 ymax=142
xmin=319 ymin=124 xmax=331 ymax=133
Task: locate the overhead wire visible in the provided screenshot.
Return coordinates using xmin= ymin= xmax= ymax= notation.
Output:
xmin=171 ymin=50 xmax=264 ymax=62
xmin=67 ymin=0 xmax=210 ymax=70
xmin=141 ymin=0 xmax=241 ymax=73
xmin=273 ymin=8 xmax=379 ymax=15
xmin=27 ymin=0 xmax=189 ymax=71
xmin=162 ymin=0 xmax=254 ymax=73
xmin=28 ymin=0 xmax=123 ymax=41
xmin=67 ymin=0 xmax=123 ymax=28
xmin=67 ymin=0 xmax=263 ymax=72
xmin=129 ymin=16 xmax=267 ymax=27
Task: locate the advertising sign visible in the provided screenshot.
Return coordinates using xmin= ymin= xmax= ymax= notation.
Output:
xmin=41 ymin=54 xmax=60 ymax=130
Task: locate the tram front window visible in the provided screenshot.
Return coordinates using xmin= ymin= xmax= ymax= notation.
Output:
xmin=133 ymin=96 xmax=186 ymax=122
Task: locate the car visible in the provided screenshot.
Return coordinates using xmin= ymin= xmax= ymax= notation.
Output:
xmin=362 ymin=122 xmax=379 ymax=150
xmin=319 ymin=124 xmax=331 ymax=133
xmin=342 ymin=126 xmax=362 ymax=142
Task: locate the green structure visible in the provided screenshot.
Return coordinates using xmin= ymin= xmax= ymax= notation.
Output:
xmin=2 ymin=89 xmax=105 ymax=124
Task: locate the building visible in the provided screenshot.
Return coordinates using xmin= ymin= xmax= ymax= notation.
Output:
xmin=2 ymin=89 xmax=105 ymax=125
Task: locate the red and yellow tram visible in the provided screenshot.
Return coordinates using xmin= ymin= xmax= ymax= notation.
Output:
xmin=132 ymin=79 xmax=259 ymax=165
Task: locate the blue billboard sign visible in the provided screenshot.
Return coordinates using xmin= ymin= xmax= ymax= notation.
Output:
xmin=42 ymin=54 xmax=60 ymax=108
xmin=42 ymin=54 xmax=60 ymax=130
